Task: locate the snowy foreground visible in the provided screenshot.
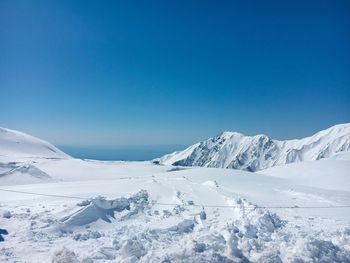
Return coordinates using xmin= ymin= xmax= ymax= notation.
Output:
xmin=0 ymin=128 xmax=350 ymax=262
xmin=1 ymin=158 xmax=350 ymax=262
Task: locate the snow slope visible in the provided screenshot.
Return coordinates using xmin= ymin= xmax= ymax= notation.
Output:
xmin=0 ymin=127 xmax=70 ymax=160
xmin=259 ymin=152 xmax=350 ymax=192
xmin=157 ymin=123 xmax=350 ymax=171
xmin=0 ymin=162 xmax=52 ymax=185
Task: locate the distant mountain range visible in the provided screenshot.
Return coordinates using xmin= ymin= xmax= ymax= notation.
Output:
xmin=157 ymin=123 xmax=350 ymax=171
xmin=1 ymin=124 xmax=349 ymax=172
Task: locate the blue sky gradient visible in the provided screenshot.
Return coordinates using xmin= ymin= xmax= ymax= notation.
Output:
xmin=1 ymin=0 xmax=349 ymax=150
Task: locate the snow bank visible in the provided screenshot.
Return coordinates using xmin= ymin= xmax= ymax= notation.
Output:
xmin=61 ymin=190 xmax=149 ymax=227
xmin=0 ymin=162 xmax=52 ymax=185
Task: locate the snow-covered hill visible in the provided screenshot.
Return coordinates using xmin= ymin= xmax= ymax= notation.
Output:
xmin=0 ymin=127 xmax=70 ymax=159
xmin=158 ymin=123 xmax=350 ymax=171
xmin=258 ymin=152 xmax=350 ymax=192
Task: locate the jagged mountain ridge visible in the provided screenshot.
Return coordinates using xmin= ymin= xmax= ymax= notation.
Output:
xmin=157 ymin=123 xmax=350 ymax=171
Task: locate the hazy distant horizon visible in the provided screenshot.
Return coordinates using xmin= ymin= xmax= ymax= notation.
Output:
xmin=58 ymin=144 xmax=187 ymax=161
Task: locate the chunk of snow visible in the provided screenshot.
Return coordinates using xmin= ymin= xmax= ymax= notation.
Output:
xmin=61 ymin=190 xmax=149 ymax=227
xmin=2 ymin=211 xmax=12 ymax=219
xmin=169 ymin=219 xmax=195 ymax=234
xmin=51 ymin=247 xmax=79 ymax=263
xmin=120 ymin=237 xmax=147 ymax=259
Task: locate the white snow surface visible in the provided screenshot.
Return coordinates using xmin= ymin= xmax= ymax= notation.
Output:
xmin=259 ymin=152 xmax=350 ymax=192
xmin=0 ymin=127 xmax=70 ymax=160
xmin=0 ymin=127 xmax=349 ymax=262
xmin=157 ymin=123 xmax=350 ymax=171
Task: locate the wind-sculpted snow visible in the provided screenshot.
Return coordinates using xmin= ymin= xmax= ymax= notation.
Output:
xmin=158 ymin=123 xmax=350 ymax=171
xmin=61 ymin=190 xmax=149 ymax=227
xmin=0 ymin=162 xmax=52 ymax=185
xmin=1 ymin=183 xmax=349 ymax=262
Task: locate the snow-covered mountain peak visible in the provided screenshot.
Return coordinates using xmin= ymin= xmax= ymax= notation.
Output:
xmin=218 ymin=131 xmax=244 ymax=138
xmin=0 ymin=127 xmax=70 ymax=159
xmin=158 ymin=123 xmax=350 ymax=171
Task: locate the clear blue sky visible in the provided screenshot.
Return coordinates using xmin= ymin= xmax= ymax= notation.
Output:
xmin=1 ymin=0 xmax=349 ymax=148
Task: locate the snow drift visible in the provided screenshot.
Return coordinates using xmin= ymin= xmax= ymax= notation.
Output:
xmin=61 ymin=190 xmax=149 ymax=227
xmin=0 ymin=162 xmax=52 ymax=185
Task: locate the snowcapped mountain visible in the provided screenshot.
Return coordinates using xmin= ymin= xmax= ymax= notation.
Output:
xmin=157 ymin=123 xmax=350 ymax=171
xmin=0 ymin=127 xmax=70 ymax=159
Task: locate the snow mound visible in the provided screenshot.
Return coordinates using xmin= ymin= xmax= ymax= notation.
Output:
xmin=157 ymin=123 xmax=350 ymax=171
xmin=0 ymin=162 xmax=52 ymax=185
xmin=61 ymin=190 xmax=149 ymax=227
xmin=0 ymin=127 xmax=70 ymax=159
xmin=51 ymin=247 xmax=80 ymax=263
xmin=169 ymin=219 xmax=196 ymax=234
xmin=119 ymin=237 xmax=147 ymax=260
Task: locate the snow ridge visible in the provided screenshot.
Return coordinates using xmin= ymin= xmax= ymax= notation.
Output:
xmin=157 ymin=123 xmax=350 ymax=171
